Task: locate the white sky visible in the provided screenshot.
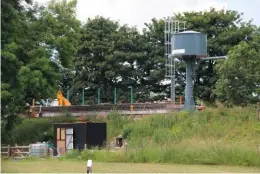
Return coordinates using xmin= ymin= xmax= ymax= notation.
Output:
xmin=35 ymin=0 xmax=259 ymax=30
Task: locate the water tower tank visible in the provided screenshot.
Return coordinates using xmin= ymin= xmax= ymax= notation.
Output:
xmin=171 ymin=31 xmax=207 ymax=58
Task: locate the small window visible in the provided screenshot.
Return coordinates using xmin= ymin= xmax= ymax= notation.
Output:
xmin=61 ymin=128 xmax=65 ymax=140
xmin=57 ymin=128 xmax=60 ymax=140
xmin=66 ymin=128 xmax=73 ymax=135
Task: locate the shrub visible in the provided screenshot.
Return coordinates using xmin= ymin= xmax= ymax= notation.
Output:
xmin=63 ymin=150 xmax=81 ymax=159
xmin=50 ymin=115 xmax=76 ymax=123
xmin=11 ymin=118 xmax=53 ymax=145
xmin=106 ymin=111 xmax=134 ymax=140
xmin=9 ymin=115 xmax=77 ymax=145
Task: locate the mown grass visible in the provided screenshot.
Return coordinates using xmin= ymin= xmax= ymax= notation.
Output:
xmin=78 ymin=107 xmax=260 ymax=167
xmin=2 ymin=158 xmax=260 ymax=173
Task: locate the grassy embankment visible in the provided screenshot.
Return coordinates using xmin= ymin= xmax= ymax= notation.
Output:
xmin=3 ymin=106 xmax=260 ymax=168
xmin=75 ymin=107 xmax=260 ymax=167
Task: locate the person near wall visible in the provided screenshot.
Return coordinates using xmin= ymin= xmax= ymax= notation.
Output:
xmin=47 ymin=141 xmax=56 ymax=157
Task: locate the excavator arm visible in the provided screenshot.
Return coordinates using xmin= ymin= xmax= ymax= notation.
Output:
xmin=57 ymin=91 xmax=71 ymax=106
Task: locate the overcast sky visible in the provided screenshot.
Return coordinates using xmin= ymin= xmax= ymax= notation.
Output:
xmin=35 ymin=0 xmax=259 ymax=30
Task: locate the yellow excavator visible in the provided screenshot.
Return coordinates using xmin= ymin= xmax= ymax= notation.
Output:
xmin=57 ymin=90 xmax=71 ymax=106
xmin=26 ymin=91 xmax=71 ymax=118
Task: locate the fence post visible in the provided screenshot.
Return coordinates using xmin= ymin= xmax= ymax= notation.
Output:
xmin=87 ymin=159 xmax=92 ymax=173
xmin=7 ymin=145 xmax=10 ymax=158
xmin=82 ymin=88 xmax=85 ymax=105
xmin=130 ymin=105 xmax=134 ymax=115
xmin=98 ymin=88 xmax=101 ymax=104
xmin=28 ymin=144 xmax=31 ymax=157
xmin=130 ymin=86 xmax=133 ymax=104
xmin=114 ymin=87 xmax=117 ymax=105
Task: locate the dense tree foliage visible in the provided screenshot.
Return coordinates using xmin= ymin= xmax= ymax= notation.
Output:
xmin=215 ymin=33 xmax=260 ymax=106
xmin=140 ymin=19 xmax=168 ymax=100
xmin=1 ymin=0 xmax=35 ymax=132
xmin=74 ymin=17 xmax=128 ymax=104
xmin=72 ymin=17 xmax=167 ymax=104
xmin=1 ymin=0 xmax=80 ymax=136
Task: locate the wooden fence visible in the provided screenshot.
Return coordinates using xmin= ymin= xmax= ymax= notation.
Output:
xmin=1 ymin=145 xmax=31 ymax=159
xmin=1 ymin=145 xmax=11 ymax=158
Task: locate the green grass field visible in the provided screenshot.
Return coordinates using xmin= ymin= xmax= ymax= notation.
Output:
xmin=1 ymin=159 xmax=260 ymax=173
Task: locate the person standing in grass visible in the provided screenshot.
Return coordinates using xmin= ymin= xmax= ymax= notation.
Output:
xmin=47 ymin=141 xmax=56 ymax=157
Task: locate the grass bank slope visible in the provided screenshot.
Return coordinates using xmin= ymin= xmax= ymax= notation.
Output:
xmin=82 ymin=107 xmax=260 ymax=167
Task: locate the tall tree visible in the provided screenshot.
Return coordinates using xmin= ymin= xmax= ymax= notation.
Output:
xmin=37 ymin=0 xmax=81 ymax=96
xmin=1 ymin=0 xmax=81 ymax=136
xmin=38 ymin=0 xmax=81 ymax=68
xmin=74 ymin=17 xmax=145 ymax=104
xmin=1 ymin=0 xmax=36 ymax=131
xmin=1 ymin=0 xmax=32 ymax=47
xmin=138 ymin=18 xmax=169 ymax=101
xmin=215 ymin=33 xmax=260 ymax=106
xmin=113 ymin=25 xmax=146 ymax=102
xmin=73 ymin=16 xmax=120 ymax=104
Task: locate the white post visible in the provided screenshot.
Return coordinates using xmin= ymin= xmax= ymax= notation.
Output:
xmin=87 ymin=160 xmax=92 ymax=173
xmin=28 ymin=144 xmax=31 ymax=157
